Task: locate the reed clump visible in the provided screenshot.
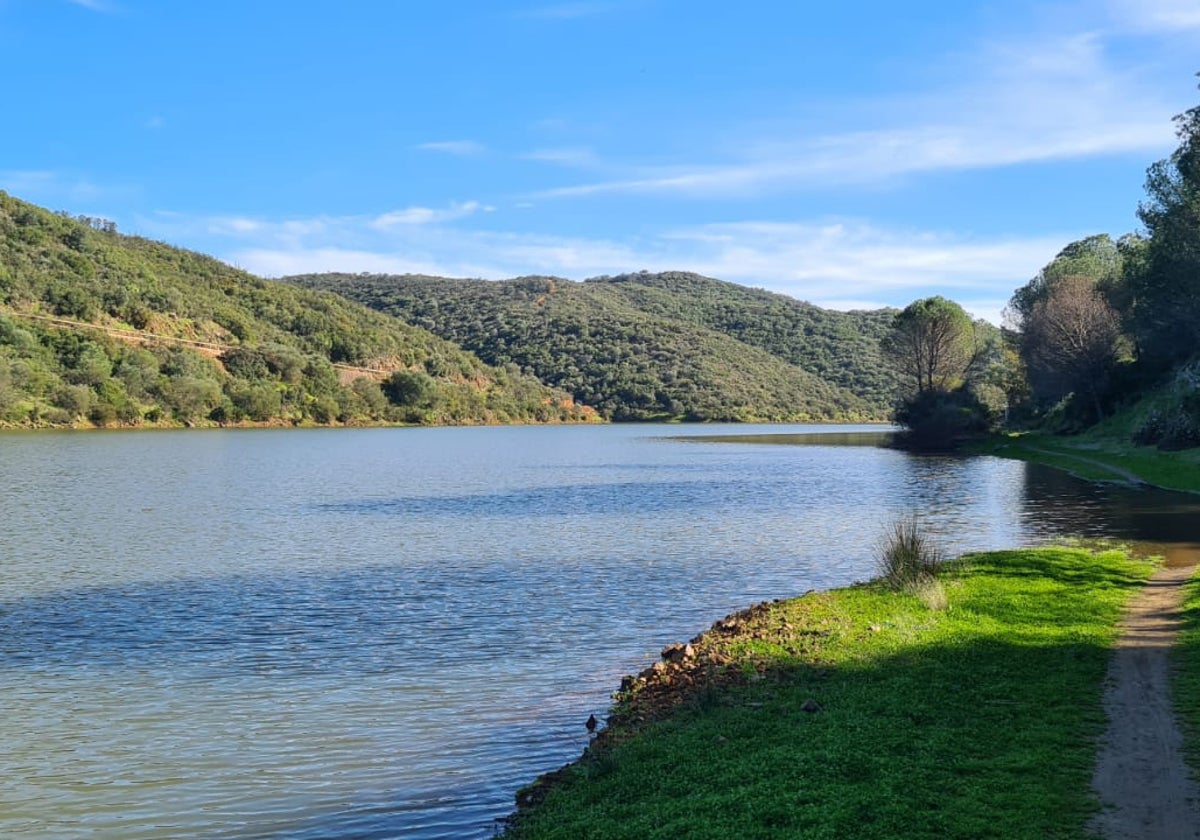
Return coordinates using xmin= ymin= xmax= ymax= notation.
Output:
xmin=877 ymin=515 xmax=945 ymax=596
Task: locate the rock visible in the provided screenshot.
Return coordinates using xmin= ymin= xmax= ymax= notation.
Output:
xmin=661 ymin=643 xmax=687 ymax=662
xmin=801 ymin=698 xmax=823 ymax=713
xmin=651 ymin=661 xmax=667 ymax=674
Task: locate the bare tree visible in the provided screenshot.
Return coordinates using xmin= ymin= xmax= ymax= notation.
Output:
xmin=1021 ymin=275 xmax=1123 ymax=419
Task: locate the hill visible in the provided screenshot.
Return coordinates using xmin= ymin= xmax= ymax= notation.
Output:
xmin=286 ymin=271 xmax=898 ymax=421
xmin=0 ymin=192 xmax=595 ymax=428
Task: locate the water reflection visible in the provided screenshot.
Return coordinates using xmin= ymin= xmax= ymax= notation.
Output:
xmin=1020 ymin=462 xmax=1200 ymax=564
xmin=1 ymin=424 xmax=1197 ymax=840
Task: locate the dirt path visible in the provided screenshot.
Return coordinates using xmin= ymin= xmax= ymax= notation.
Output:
xmin=1090 ymin=561 xmax=1200 ymax=839
xmin=1025 ymin=446 xmax=1147 ymax=485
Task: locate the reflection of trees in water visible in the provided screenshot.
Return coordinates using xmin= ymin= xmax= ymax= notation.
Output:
xmin=1021 ymin=462 xmax=1200 ymax=549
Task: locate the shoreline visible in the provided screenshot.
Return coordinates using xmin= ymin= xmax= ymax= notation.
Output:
xmin=501 ymin=545 xmax=1162 ymax=839
xmin=501 ymin=440 xmax=1200 ymax=838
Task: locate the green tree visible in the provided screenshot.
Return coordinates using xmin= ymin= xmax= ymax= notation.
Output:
xmin=382 ymin=370 xmax=435 ymax=408
xmin=882 ymin=297 xmax=975 ymax=395
xmin=1007 ymin=235 xmax=1122 ymax=327
xmin=1129 ymin=79 xmax=1200 ymax=368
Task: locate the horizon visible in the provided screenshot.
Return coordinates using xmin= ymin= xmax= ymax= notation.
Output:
xmin=3 ymin=1 xmax=1199 ymax=324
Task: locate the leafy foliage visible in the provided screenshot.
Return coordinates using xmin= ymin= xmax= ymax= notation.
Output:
xmin=882 ymin=296 xmax=975 ymax=395
xmin=286 ymin=271 xmax=900 ymax=422
xmin=0 ymin=192 xmax=594 ymax=428
xmin=1129 ymin=89 xmax=1200 ymax=370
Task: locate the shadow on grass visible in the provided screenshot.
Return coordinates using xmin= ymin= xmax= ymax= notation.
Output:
xmin=508 ymin=635 xmax=1118 ymax=840
xmin=505 ymin=548 xmax=1152 ymax=840
xmin=1173 ymin=574 xmax=1200 ymax=781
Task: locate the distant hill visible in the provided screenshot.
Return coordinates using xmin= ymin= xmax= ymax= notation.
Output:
xmin=0 ymin=192 xmax=595 ymax=427
xmin=287 ymin=271 xmax=898 ymax=421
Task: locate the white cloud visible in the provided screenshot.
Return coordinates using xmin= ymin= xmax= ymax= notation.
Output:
xmin=537 ymin=33 xmax=1179 ymax=200
xmin=370 ymin=201 xmax=490 ymax=228
xmin=416 ymin=140 xmax=487 ymax=156
xmin=1109 ymin=0 xmax=1200 ymax=31
xmin=0 ymin=169 xmax=109 ymax=204
xmin=517 ymin=3 xmax=617 ymax=20
xmin=521 ymin=147 xmax=602 ymax=168
xmin=66 ymin=0 xmax=114 ymax=11
xmin=154 ymin=206 xmax=1063 ymax=325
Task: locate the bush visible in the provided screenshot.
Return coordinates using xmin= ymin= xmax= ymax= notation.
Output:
xmin=877 ymin=515 xmax=945 ymax=591
xmin=894 ymin=387 xmax=991 ymax=450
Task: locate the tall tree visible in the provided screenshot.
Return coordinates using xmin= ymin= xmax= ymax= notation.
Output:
xmin=882 ymin=296 xmax=975 ymax=395
xmin=1130 ymin=79 xmax=1200 ymax=368
xmin=1021 ymin=275 xmax=1123 ymax=420
xmin=1007 ymin=235 xmax=1122 ymax=328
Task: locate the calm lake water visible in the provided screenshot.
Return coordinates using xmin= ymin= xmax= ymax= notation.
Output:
xmin=1 ymin=423 xmax=1197 ymax=839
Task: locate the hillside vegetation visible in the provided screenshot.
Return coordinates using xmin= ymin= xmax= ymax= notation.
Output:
xmin=287 ymin=272 xmax=897 ymax=422
xmin=0 ymin=193 xmax=594 ymax=428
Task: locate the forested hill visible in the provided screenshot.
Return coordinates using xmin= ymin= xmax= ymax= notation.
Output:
xmin=287 ymin=271 xmax=897 ymax=421
xmin=0 ymin=193 xmax=595 ymax=427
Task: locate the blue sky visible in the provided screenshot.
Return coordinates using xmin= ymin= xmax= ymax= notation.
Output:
xmin=2 ymin=1 xmax=1199 ymax=322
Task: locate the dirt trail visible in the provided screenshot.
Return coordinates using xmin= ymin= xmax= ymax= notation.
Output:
xmin=1090 ymin=560 xmax=1200 ymax=839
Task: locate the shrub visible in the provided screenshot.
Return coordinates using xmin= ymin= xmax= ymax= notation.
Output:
xmin=877 ymin=515 xmax=945 ymax=591
xmin=893 ymin=387 xmax=992 ymax=450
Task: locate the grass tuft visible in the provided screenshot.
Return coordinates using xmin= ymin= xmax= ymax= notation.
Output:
xmin=876 ymin=514 xmax=944 ymax=592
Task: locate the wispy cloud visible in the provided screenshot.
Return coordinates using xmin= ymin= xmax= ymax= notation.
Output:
xmin=537 ymin=33 xmax=1178 ymax=200
xmin=369 ymin=201 xmax=492 ymax=228
xmin=66 ymin=0 xmax=115 ymax=11
xmin=146 ymin=207 xmax=1063 ymax=324
xmin=517 ymin=3 xmax=618 ymax=20
xmin=0 ymin=169 xmax=109 ymax=204
xmin=416 ymin=140 xmax=487 ymax=156
xmin=1109 ymin=0 xmax=1200 ymax=31
xmin=521 ymin=147 xmax=602 ymax=168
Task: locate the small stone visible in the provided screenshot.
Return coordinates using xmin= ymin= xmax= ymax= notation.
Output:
xmin=661 ymin=643 xmax=687 ymax=662
xmin=801 ymin=698 xmax=823 ymax=713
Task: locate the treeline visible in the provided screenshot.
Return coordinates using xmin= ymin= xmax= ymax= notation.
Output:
xmin=0 ymin=193 xmax=595 ymax=428
xmin=286 ymin=271 xmax=898 ymax=422
xmin=881 ymin=80 xmax=1200 ymax=449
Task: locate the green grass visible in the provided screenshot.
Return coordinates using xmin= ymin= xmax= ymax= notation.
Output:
xmin=1174 ymin=570 xmax=1200 ymax=774
xmin=972 ymin=433 xmax=1200 ymax=494
xmin=505 ymin=547 xmax=1154 ymax=840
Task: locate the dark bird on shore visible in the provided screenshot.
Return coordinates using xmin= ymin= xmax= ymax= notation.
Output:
xmin=586 ymin=714 xmax=598 ymax=733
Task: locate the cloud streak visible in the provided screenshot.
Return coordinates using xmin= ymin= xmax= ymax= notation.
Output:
xmin=142 ymin=207 xmax=1063 ymax=324
xmin=534 ymin=33 xmax=1177 ymax=199
xmin=417 ymin=140 xmax=487 ymax=156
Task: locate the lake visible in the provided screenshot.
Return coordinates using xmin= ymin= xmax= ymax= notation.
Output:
xmin=1 ymin=424 xmax=1197 ymax=839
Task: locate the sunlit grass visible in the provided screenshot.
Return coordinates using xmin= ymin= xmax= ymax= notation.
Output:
xmin=505 ymin=547 xmax=1153 ymax=840
xmin=1174 ymin=571 xmax=1200 ymax=776
xmin=972 ymin=432 xmax=1200 ymax=494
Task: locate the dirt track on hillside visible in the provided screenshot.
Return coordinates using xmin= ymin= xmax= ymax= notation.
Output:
xmin=1090 ymin=561 xmax=1200 ymax=839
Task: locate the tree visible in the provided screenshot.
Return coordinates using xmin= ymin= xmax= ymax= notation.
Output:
xmin=383 ymin=370 xmax=436 ymax=408
xmin=1129 ymin=78 xmax=1200 ymax=368
xmin=1007 ymin=235 xmax=1122 ymax=327
xmin=882 ymin=296 xmax=975 ymax=395
xmin=1021 ymin=275 xmax=1123 ymax=421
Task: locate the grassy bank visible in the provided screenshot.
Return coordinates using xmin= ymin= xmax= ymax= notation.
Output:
xmin=971 ymin=433 xmax=1200 ymax=494
xmin=1175 ymin=574 xmax=1200 ymax=774
xmin=505 ymin=547 xmax=1154 ymax=840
